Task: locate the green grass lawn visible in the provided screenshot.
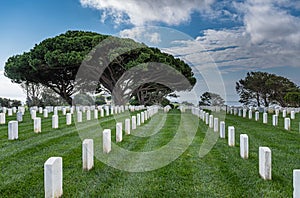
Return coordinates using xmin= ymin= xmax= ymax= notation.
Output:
xmin=0 ymin=109 xmax=299 ymax=197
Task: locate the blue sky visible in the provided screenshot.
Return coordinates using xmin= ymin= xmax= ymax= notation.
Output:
xmin=1 ymin=0 xmax=300 ymax=104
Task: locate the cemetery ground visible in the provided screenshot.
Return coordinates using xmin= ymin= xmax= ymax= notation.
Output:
xmin=0 ymin=109 xmax=299 ymax=197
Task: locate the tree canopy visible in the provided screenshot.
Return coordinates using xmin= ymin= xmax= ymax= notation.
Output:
xmin=5 ymin=30 xmax=196 ymax=106
xmin=236 ymin=71 xmax=299 ymax=107
xmin=199 ymin=92 xmax=225 ymax=106
xmin=5 ymin=31 xmax=106 ymax=105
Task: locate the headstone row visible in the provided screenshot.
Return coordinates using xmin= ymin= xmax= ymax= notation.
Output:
xmin=192 ymin=107 xmax=273 ymax=181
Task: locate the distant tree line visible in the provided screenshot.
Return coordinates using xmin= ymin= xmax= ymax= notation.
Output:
xmin=236 ymin=71 xmax=300 ymax=107
xmin=0 ymin=97 xmax=21 ymax=107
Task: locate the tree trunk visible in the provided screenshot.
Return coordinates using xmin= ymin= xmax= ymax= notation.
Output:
xmin=263 ymin=96 xmax=269 ymax=107
xmin=65 ymin=96 xmax=72 ymax=106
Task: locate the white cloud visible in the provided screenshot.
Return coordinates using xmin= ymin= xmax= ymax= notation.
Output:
xmin=164 ymin=27 xmax=300 ymax=72
xmin=119 ymin=27 xmax=161 ymax=44
xmin=80 ymin=0 xmax=215 ymax=26
xmin=0 ymin=71 xmax=26 ymax=102
xmin=236 ymin=0 xmax=300 ymax=45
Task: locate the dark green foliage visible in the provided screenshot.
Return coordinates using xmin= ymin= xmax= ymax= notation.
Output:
xmin=199 ymin=92 xmax=225 ymax=106
xmin=5 ymin=30 xmax=196 ymax=106
xmin=129 ymin=97 xmax=140 ymax=106
xmin=161 ymin=97 xmax=170 ymax=107
xmin=284 ymin=92 xmax=300 ymax=107
xmin=236 ymin=71 xmax=299 ymax=107
xmin=0 ymin=97 xmax=21 ymax=108
xmin=5 ymin=31 xmax=109 ymax=105
xmin=95 ymin=95 xmax=106 ymax=105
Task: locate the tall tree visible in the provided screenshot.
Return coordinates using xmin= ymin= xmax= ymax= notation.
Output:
xmin=5 ymin=31 xmax=108 ymax=105
xmin=236 ymin=72 xmax=299 ymax=107
xmin=199 ymin=92 xmax=225 ymax=106
xmin=5 ymin=31 xmax=196 ymax=106
xmin=81 ymin=38 xmax=196 ymax=105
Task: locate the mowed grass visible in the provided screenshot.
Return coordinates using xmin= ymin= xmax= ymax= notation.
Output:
xmin=0 ymin=109 xmax=299 ymax=197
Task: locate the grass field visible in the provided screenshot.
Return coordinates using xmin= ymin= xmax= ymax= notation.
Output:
xmin=0 ymin=108 xmax=299 ymax=197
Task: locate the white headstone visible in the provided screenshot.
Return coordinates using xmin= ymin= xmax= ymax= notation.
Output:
xmin=100 ymin=109 xmax=104 ymax=117
xmin=77 ymin=111 xmax=82 ymax=123
xmin=255 ymin=112 xmax=259 ymax=121
xmin=94 ymin=109 xmax=98 ymax=119
xmin=144 ymin=111 xmax=148 ymax=121
xmin=141 ymin=112 xmax=145 ymax=124
xmin=248 ymin=110 xmax=252 ymax=119
xmin=44 ymin=157 xmax=63 ymax=198
xmin=220 ymin=121 xmax=225 ymax=138
xmin=291 ymin=111 xmax=295 ymax=119
xmin=110 ymin=106 xmax=114 ymax=115
xmin=263 ymin=113 xmax=268 ymax=124
xmin=284 ymin=118 xmax=291 ymax=130
xmin=52 ymin=115 xmax=59 ymax=129
xmin=272 ymin=115 xmax=278 ymax=126
xmin=8 ymin=121 xmax=18 ymax=140
xmin=62 ymin=108 xmax=66 ymax=116
xmin=275 ymin=109 xmax=279 ymax=116
xmin=228 ymin=126 xmax=235 ymax=147
xmin=105 ymin=106 xmax=110 ymax=116
xmin=259 ymin=147 xmax=272 ymax=180
xmin=213 ymin=118 xmax=219 ymax=132
xmin=39 ymin=107 xmax=43 ymax=114
xmin=12 ymin=107 xmax=17 ymax=113
xmin=86 ymin=110 xmax=91 ymax=121
xmin=243 ymin=109 xmax=247 ymax=118
xmin=294 ymin=169 xmax=300 ymax=198
xmin=7 ymin=109 xmax=13 ymax=116
xmin=34 ymin=117 xmax=41 ymax=133
xmin=54 ymin=107 xmax=58 ymax=116
xmin=137 ymin=114 xmax=141 ymax=126
xmin=103 ymin=129 xmax=111 ymax=153
xmin=116 ymin=122 xmax=122 ymax=143
xmin=283 ymin=109 xmax=287 ymax=118
xmin=17 ymin=111 xmax=23 ymax=122
xmin=240 ymin=134 xmax=249 ymax=159
xmin=66 ymin=113 xmax=71 ymax=125
xmin=0 ymin=113 xmax=5 ymax=124
xmin=82 ymin=139 xmax=94 ymax=170
xmin=43 ymin=109 xmax=48 ymax=118
xmin=132 ymin=116 xmax=137 ymax=130
xmin=19 ymin=107 xmax=25 ymax=115
xmin=125 ymin=119 xmax=130 ymax=135
xmin=205 ymin=113 xmax=209 ymax=125
xmin=31 ymin=110 xmax=36 ymax=120
xmin=209 ymin=115 xmax=214 ymax=128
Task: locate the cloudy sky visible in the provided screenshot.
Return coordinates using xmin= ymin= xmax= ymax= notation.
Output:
xmin=1 ymin=0 xmax=300 ymax=104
